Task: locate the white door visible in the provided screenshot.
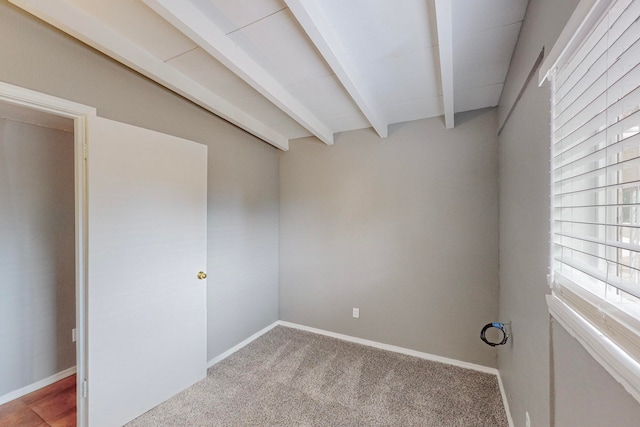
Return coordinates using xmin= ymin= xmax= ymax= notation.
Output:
xmin=85 ymin=116 xmax=207 ymax=427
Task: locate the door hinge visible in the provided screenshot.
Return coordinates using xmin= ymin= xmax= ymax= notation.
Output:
xmin=82 ymin=379 xmax=88 ymax=398
xmin=83 ymin=143 xmax=88 ymax=159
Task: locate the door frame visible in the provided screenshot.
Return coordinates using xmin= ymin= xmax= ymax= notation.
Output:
xmin=0 ymin=81 xmax=95 ymax=427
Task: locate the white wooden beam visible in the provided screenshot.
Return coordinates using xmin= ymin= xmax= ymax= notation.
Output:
xmin=9 ymin=0 xmax=290 ymax=150
xmin=142 ymin=0 xmax=334 ymax=145
xmin=285 ymin=0 xmax=388 ymax=138
xmin=434 ymin=0 xmax=455 ymax=129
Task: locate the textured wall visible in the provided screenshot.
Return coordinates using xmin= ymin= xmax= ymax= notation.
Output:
xmin=552 ymin=324 xmax=640 ymax=426
xmin=498 ymin=70 xmax=554 ymax=427
xmin=0 ymin=2 xmax=279 ymax=366
xmin=279 ymin=110 xmax=500 ymax=368
xmin=498 ymin=0 xmax=640 ymax=425
xmin=0 ymin=119 xmax=75 ymax=396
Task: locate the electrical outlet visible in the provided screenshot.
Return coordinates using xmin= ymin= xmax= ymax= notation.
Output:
xmin=352 ymin=308 xmax=360 ymax=318
xmin=525 ymin=411 xmax=531 ymax=427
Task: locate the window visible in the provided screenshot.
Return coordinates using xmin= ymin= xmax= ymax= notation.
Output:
xmin=545 ymin=0 xmax=640 ymax=399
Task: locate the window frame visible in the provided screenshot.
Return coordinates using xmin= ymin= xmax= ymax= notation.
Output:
xmin=543 ymin=0 xmax=640 ymax=403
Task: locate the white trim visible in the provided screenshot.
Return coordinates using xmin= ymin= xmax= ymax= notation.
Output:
xmin=538 ymin=0 xmax=614 ymax=85
xmin=497 ymin=372 xmax=515 ymax=427
xmin=142 ymin=0 xmax=334 ymax=146
xmin=0 ymin=81 xmax=96 ymax=117
xmin=278 ymin=321 xmax=498 ymax=375
xmin=207 ymin=322 xmax=280 ymax=368
xmin=209 ymin=320 xmax=502 ymax=375
xmin=284 ymin=0 xmax=388 ymax=138
xmin=279 ymin=321 xmax=513 ymax=422
xmin=207 ymin=320 xmax=512 ymax=424
xmin=9 ymin=0 xmax=290 ymax=151
xmin=548 ymin=69 xmax=556 ymax=283
xmin=0 ymin=80 xmax=92 ymax=427
xmin=0 ymin=366 xmax=77 ymax=406
xmin=547 ymin=294 xmax=640 ymax=404
xmin=434 ymin=0 xmax=455 ymax=129
xmin=73 ymin=110 xmax=89 ymax=427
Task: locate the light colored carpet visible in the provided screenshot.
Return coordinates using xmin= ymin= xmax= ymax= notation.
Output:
xmin=128 ymin=326 xmax=508 ymax=426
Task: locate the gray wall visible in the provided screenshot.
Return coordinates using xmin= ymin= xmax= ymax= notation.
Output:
xmin=0 ymin=2 xmax=279 ymax=364
xmin=498 ymin=0 xmax=640 ymax=425
xmin=0 ymin=119 xmax=75 ymax=396
xmin=279 ymin=110 xmax=500 ymax=368
xmin=552 ymin=323 xmax=640 ymax=426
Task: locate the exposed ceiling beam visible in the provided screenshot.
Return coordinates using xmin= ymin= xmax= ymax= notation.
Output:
xmin=142 ymin=0 xmax=334 ymax=146
xmin=285 ymin=0 xmax=388 ymax=138
xmin=434 ymin=0 xmax=455 ymax=129
xmin=9 ymin=0 xmax=290 ymax=150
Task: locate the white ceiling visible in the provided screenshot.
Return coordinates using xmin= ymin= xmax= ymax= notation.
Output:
xmin=11 ymin=0 xmax=529 ymax=150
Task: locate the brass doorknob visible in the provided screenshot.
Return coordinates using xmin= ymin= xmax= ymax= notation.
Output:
xmin=197 ymin=271 xmax=207 ymax=280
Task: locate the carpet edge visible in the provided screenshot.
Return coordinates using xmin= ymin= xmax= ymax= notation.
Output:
xmin=497 ymin=370 xmax=515 ymax=427
xmin=208 ymin=322 xmax=280 ymax=368
xmin=278 ymin=321 xmax=498 ymax=374
xmin=207 ymin=319 xmax=513 ymax=426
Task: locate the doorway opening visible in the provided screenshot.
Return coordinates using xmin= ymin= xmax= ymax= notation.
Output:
xmin=0 ymin=81 xmax=95 ymax=427
xmin=0 ymin=100 xmax=77 ymax=425
xmin=0 ymin=81 xmax=209 ymax=427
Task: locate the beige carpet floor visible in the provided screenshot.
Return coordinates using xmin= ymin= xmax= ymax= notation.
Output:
xmin=128 ymin=326 xmax=508 ymax=426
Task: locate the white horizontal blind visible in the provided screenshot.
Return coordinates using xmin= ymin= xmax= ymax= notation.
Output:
xmin=552 ymin=0 xmax=640 ymax=359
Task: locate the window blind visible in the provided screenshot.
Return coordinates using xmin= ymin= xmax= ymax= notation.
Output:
xmin=552 ymin=0 xmax=640 ymax=359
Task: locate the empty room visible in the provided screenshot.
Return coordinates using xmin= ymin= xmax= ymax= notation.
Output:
xmin=0 ymin=0 xmax=639 ymax=426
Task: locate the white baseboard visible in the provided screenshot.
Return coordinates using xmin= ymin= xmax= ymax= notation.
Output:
xmin=280 ymin=321 xmax=513 ymax=425
xmin=0 ymin=366 xmax=77 ymax=406
xmin=206 ymin=320 xmax=513 ymax=426
xmin=278 ymin=321 xmax=499 ymax=375
xmin=207 ymin=321 xmax=280 ymax=368
xmin=497 ymin=371 xmax=515 ymax=427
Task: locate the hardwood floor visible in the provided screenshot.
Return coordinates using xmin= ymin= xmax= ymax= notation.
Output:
xmin=0 ymin=375 xmax=76 ymax=427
